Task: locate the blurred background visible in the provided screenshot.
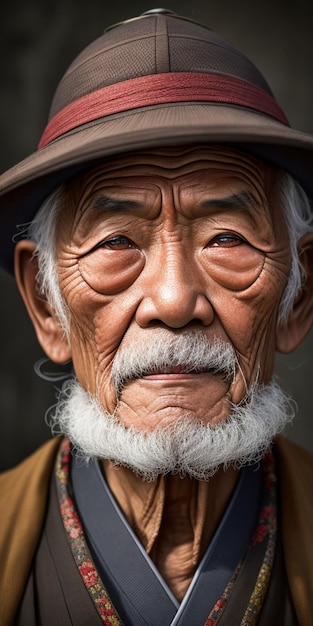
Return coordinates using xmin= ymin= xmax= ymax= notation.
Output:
xmin=1 ymin=0 xmax=313 ymax=471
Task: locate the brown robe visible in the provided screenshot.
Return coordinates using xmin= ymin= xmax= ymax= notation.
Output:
xmin=0 ymin=435 xmax=312 ymax=625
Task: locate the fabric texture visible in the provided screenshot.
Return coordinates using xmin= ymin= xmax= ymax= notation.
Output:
xmin=14 ymin=469 xmax=106 ymax=626
xmin=0 ymin=435 xmax=312 ymax=625
xmin=59 ymin=440 xmax=277 ymax=625
xmin=14 ymin=439 xmax=297 ymax=626
xmin=0 ymin=436 xmax=61 ymax=626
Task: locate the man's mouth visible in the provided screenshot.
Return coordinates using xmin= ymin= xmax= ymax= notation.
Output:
xmin=111 ymin=334 xmax=236 ymax=395
xmin=142 ymin=372 xmax=206 ymax=380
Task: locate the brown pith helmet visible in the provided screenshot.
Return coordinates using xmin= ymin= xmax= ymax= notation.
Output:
xmin=1 ymin=8 xmax=313 ymax=273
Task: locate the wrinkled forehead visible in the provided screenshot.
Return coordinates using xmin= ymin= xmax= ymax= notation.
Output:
xmin=57 ymin=144 xmax=282 ymax=225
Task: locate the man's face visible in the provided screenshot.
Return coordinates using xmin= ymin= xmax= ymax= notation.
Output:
xmin=55 ymin=146 xmax=291 ymax=430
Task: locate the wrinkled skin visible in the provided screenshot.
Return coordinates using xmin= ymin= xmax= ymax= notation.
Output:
xmin=52 ymin=145 xmax=292 ymax=430
xmin=14 ymin=145 xmax=313 ymax=601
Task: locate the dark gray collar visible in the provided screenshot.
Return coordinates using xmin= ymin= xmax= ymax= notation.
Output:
xmin=71 ymin=456 xmax=262 ymax=626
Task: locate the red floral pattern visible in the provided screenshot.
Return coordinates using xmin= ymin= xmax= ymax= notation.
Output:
xmin=56 ymin=439 xmax=122 ymax=625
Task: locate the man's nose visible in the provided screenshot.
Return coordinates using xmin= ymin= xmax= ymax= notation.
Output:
xmin=135 ymin=243 xmax=214 ymax=328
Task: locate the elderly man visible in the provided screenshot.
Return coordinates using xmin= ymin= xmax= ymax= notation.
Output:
xmin=1 ymin=8 xmax=313 ymax=625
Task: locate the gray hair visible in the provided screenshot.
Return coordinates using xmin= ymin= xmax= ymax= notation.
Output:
xmin=25 ymin=170 xmax=313 ymax=337
xmin=26 ymin=186 xmax=70 ymax=334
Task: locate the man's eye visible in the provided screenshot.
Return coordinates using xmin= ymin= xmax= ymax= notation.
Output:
xmin=97 ymin=235 xmax=136 ymax=250
xmin=210 ymin=233 xmax=244 ymax=248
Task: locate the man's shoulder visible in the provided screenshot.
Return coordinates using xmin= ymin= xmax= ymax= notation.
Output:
xmin=0 ymin=436 xmax=61 ymax=486
xmin=275 ymin=436 xmax=313 ymax=625
xmin=275 ymin=435 xmax=313 ymax=484
xmin=0 ymin=435 xmax=62 ymax=544
xmin=0 ymin=437 xmax=62 ymax=626
xmin=275 ymin=435 xmax=313 ymax=506
xmin=0 ymin=436 xmax=62 ymax=534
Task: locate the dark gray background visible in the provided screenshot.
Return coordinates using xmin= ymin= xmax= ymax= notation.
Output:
xmin=1 ymin=0 xmax=313 ymax=471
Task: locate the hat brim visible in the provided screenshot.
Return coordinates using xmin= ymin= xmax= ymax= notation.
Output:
xmin=1 ymin=102 xmax=313 ymax=273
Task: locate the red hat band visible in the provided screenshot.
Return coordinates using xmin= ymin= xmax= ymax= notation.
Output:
xmin=39 ymin=72 xmax=289 ymax=149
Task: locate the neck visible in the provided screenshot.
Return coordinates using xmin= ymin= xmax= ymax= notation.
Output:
xmin=103 ymin=460 xmax=238 ymax=601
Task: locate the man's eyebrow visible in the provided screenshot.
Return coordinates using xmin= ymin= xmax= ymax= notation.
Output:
xmin=200 ymin=191 xmax=261 ymax=212
xmin=92 ymin=194 xmax=143 ymax=212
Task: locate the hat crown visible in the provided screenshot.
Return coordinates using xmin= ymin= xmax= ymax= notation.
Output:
xmin=49 ymin=11 xmax=273 ymax=120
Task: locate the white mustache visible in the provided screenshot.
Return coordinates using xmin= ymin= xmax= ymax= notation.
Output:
xmin=111 ymin=331 xmax=236 ymax=395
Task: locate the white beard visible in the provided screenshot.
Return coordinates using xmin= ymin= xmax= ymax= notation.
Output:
xmin=48 ymin=377 xmax=294 ymax=482
xmin=46 ymin=331 xmax=294 ymax=480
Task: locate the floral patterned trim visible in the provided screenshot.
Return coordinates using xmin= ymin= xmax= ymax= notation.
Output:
xmin=204 ymin=562 xmax=241 ymax=626
xmin=56 ymin=439 xmax=276 ymax=626
xmin=241 ymin=452 xmax=277 ymax=625
xmin=55 ymin=438 xmax=122 ymax=625
xmin=204 ymin=451 xmax=277 ymax=626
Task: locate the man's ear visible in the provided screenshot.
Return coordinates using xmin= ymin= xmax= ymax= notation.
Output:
xmin=276 ymin=232 xmax=313 ymax=354
xmin=14 ymin=239 xmax=72 ymax=364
